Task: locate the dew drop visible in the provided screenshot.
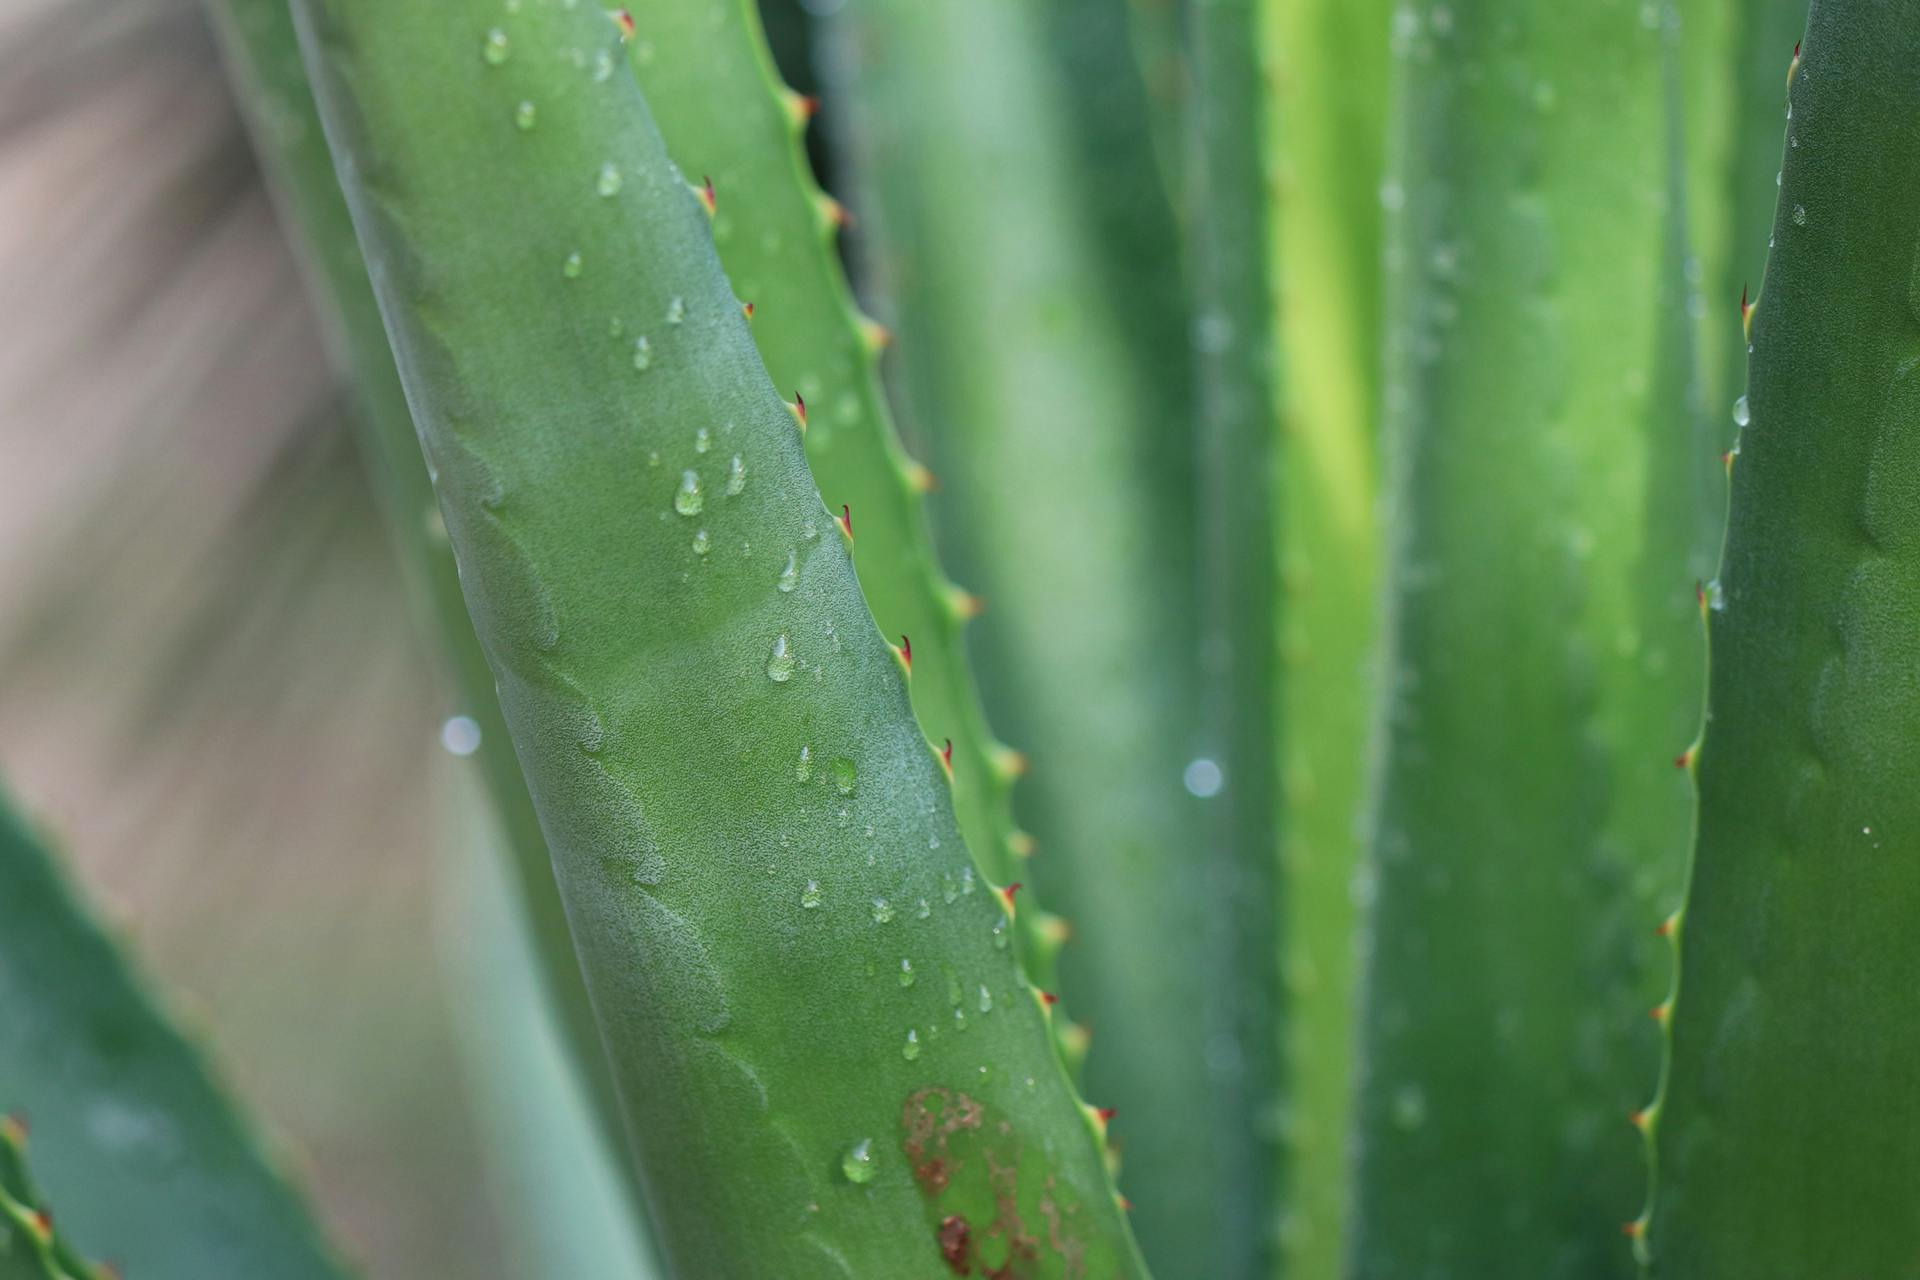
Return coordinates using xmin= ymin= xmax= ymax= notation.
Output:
xmin=902 ymin=1029 xmax=921 ymax=1060
xmin=726 ymin=454 xmax=747 ymax=496
xmin=692 ymin=529 xmax=710 ymax=556
xmin=777 ymin=549 xmax=799 ymax=593
xmin=597 ymin=163 xmax=623 ymax=197
xmin=960 ymin=867 xmax=975 ymax=896
xmin=482 ymin=27 xmax=510 ymax=65
xmin=1732 ymin=395 xmax=1750 ymax=427
xmin=802 ymin=519 xmax=819 ymax=541
xmin=675 ymin=469 xmax=703 ymax=516
xmin=689 ymin=427 xmax=710 ymax=457
xmin=666 ymin=295 xmax=686 ymax=325
xmin=592 ymin=48 xmax=615 ymax=82
xmin=514 ymin=100 xmax=537 ymax=130
xmin=834 ymin=1139 xmax=878 ymax=1189
xmin=832 ymin=757 xmax=858 ymax=795
xmin=977 ymin=984 xmax=994 ymax=1014
xmin=563 ymin=251 xmax=584 ymax=279
xmin=633 ymin=336 xmax=653 ymax=371
xmin=915 ymin=898 xmax=931 ymax=920
xmin=1706 ymin=579 xmax=1726 ymax=612
xmin=801 ymin=879 xmax=822 ymax=909
xmin=990 ymin=917 xmax=1008 ymax=950
xmin=942 ymin=874 xmax=960 ymax=905
xmin=440 ymin=715 xmax=482 ymax=756
xmin=767 ymin=633 xmax=796 ymax=683
xmin=873 ymin=898 xmax=895 ymax=924
xmin=1792 ymin=203 xmax=1807 ymax=226
xmin=898 ymin=958 xmax=917 ymax=988
xmin=796 ymin=745 xmax=814 ymax=782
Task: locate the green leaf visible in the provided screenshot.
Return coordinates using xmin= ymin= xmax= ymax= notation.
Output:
xmin=1264 ymin=0 xmax=1391 ymax=1270
xmin=0 ymin=794 xmax=346 ymax=1280
xmin=290 ymin=2 xmax=1148 ymax=1274
xmin=1644 ymin=5 xmax=1920 ymax=1271
xmin=1352 ymin=4 xmax=1703 ymax=1275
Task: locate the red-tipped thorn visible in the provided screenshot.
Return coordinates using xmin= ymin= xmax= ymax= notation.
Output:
xmin=742 ymin=301 xmax=755 ymax=322
xmin=797 ymin=94 xmax=821 ymax=121
xmin=1040 ymin=990 xmax=1059 ymax=1007
xmin=941 ymin=738 xmax=954 ymax=772
xmin=29 ymin=1209 xmax=52 ymax=1242
xmin=904 ymin=460 xmax=938 ymax=493
xmin=859 ymin=316 xmax=895 ymax=352
xmin=1 ymin=1112 xmax=27 ymax=1144
xmin=1655 ymin=915 xmax=1674 ymax=938
xmin=1673 ymin=745 xmax=1696 ymax=770
xmin=1118 ymin=1195 xmax=1135 ymax=1213
xmin=1095 ymin=1107 xmax=1118 ymax=1124
xmin=699 ymin=176 xmax=718 ymax=217
xmin=611 ymin=8 xmax=635 ymax=40
xmin=1629 ymin=1108 xmax=1651 ymax=1131
xmin=837 ymin=503 xmax=853 ymax=540
xmin=1000 ymin=882 xmax=1023 ymax=911
xmin=821 ymin=195 xmax=853 ymax=230
xmin=1695 ymin=580 xmax=1706 ymax=612
xmin=1650 ymin=1002 xmax=1672 ymax=1025
xmin=1740 ymin=282 xmax=1751 ymax=322
xmin=1623 ymin=1219 xmax=1647 ymax=1240
xmin=1009 ymin=830 xmax=1037 ymax=859
xmin=795 ymin=392 xmax=808 ymax=428
xmin=899 ymin=634 xmax=913 ymax=672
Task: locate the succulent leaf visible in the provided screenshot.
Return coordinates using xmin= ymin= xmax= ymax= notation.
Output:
xmin=289 ymin=2 xmax=1149 ymax=1274
xmin=0 ymin=795 xmax=345 ymax=1280
xmin=1352 ymin=4 xmax=1704 ymax=1275
xmin=1645 ymin=4 xmax=1920 ymax=1272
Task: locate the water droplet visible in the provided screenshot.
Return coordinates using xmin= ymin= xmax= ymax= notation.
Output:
xmin=666 ymin=295 xmax=686 ymax=325
xmin=592 ymin=48 xmax=615 ymax=82
xmin=832 ymin=757 xmax=858 ymax=795
xmin=960 ymin=867 xmax=975 ymax=896
xmin=608 ymin=316 xmax=625 ymax=337
xmin=897 ymin=957 xmax=915 ymax=988
xmin=514 ymin=100 xmax=537 ymax=130
xmin=777 ymin=549 xmax=799 ymax=593
xmin=1184 ymin=757 xmax=1225 ymax=798
xmin=482 ymin=28 xmax=510 ymax=65
xmin=1391 ymin=1084 xmax=1428 ymax=1130
xmin=990 ymin=917 xmax=1008 ymax=950
xmin=796 ymin=745 xmax=813 ymax=782
xmin=633 ymin=336 xmax=653 ymax=371
xmin=801 ymin=879 xmax=822 ymax=909
xmin=767 ymin=633 xmax=796 ymax=683
xmin=977 ymin=984 xmax=993 ymax=1014
xmin=726 ymin=454 xmax=746 ymax=496
xmin=563 ymin=251 xmax=584 ymax=279
xmin=873 ymin=898 xmax=895 ymax=924
xmin=1732 ymin=394 xmax=1750 ymax=427
xmin=1792 ymin=203 xmax=1807 ymax=226
xmin=692 ymin=529 xmax=710 ymax=556
xmin=597 ymin=163 xmax=623 ymax=197
xmin=675 ymin=470 xmax=703 ymax=516
xmin=802 ymin=519 xmax=819 ymax=541
xmin=953 ymin=1007 xmax=968 ymax=1031
xmin=916 ymin=898 xmax=931 ymax=920
xmin=902 ymin=1029 xmax=921 ymax=1060
xmin=942 ymin=873 xmax=960 ymax=905
xmin=1378 ymin=180 xmax=1406 ymax=212
xmin=841 ymin=1139 xmax=876 ymax=1185
xmin=440 ymin=715 xmax=482 ymax=756
xmin=1706 ymin=579 xmax=1726 ymax=612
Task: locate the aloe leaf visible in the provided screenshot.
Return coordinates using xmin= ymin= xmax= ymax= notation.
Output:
xmin=1351 ymin=5 xmax=1703 ymax=1275
xmin=825 ymin=0 xmax=1220 ymax=1267
xmin=1642 ymin=5 xmax=1920 ymax=1271
xmin=200 ymin=0 xmax=628 ymax=1183
xmin=0 ymin=794 xmax=346 ymax=1279
xmin=619 ymin=0 xmax=1060 ymax=999
xmin=1263 ymin=0 xmax=1389 ymax=1271
xmin=290 ymin=3 xmax=1148 ymax=1274
xmin=1187 ymin=0 xmax=1285 ymax=1273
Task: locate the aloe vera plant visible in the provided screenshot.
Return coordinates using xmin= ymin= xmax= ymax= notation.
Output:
xmin=1643 ymin=4 xmax=1920 ymax=1272
xmin=289 ymin=2 xmax=1143 ymax=1274
xmin=26 ymin=0 xmax=1920 ymax=1274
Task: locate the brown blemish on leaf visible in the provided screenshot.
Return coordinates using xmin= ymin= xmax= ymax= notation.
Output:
xmin=901 ymin=1087 xmax=1083 ymax=1279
